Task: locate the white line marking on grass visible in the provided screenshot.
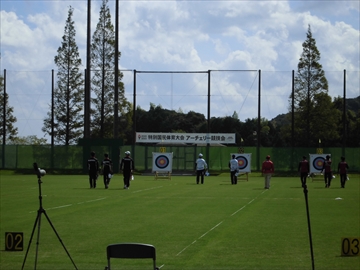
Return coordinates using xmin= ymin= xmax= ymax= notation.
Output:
xmin=49 ymin=204 xmax=72 ymax=210
xmin=84 ymin=197 xmax=107 ymax=203
xmin=199 ymin=221 xmax=223 ymax=239
xmin=231 ymin=205 xmax=246 ymax=216
xmin=176 ymin=190 xmax=268 ymax=256
xmin=176 ymin=240 xmax=198 ymax=256
xmin=132 ymin=186 xmax=163 ymax=193
xmin=29 ymin=197 xmax=107 ymax=213
xmin=176 ymin=221 xmax=224 ymax=256
xmin=29 ymin=204 xmax=72 ymax=213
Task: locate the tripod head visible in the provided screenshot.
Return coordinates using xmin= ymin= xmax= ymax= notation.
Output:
xmin=33 ymin=163 xmax=46 ymax=180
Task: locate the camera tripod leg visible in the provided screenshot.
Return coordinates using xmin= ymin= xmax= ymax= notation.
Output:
xmin=21 ymin=208 xmax=42 ymax=270
xmin=42 ymin=210 xmax=78 ymax=270
xmin=21 ymin=208 xmax=78 ymax=270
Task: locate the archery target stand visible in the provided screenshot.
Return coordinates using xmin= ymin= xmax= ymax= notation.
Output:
xmin=237 ymin=172 xmax=249 ymax=181
xmin=152 ymin=152 xmax=173 ymax=180
xmin=154 ymin=171 xmax=171 ymax=180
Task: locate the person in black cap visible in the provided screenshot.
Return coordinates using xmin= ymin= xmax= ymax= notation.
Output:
xmin=298 ymin=156 xmax=310 ymax=187
xmin=88 ymin=151 xmax=99 ymax=188
xmin=321 ymin=155 xmax=332 ymax=188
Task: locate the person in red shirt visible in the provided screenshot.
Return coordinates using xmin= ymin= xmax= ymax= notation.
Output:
xmin=262 ymin=155 xmax=274 ymax=189
xmin=298 ymin=156 xmax=310 ymax=187
xmin=321 ymin=155 xmax=332 ymax=188
xmin=337 ymin=156 xmax=349 ymax=188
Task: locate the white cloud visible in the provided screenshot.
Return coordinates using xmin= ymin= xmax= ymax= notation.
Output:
xmin=0 ymin=0 xmax=359 ymax=141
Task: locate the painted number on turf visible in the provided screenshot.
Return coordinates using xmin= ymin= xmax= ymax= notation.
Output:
xmin=5 ymin=232 xmax=24 ymax=251
xmin=341 ymin=237 xmax=360 ymax=256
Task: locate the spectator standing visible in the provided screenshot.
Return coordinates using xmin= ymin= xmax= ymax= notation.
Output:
xmin=195 ymin=153 xmax=208 ymax=184
xmin=337 ymin=156 xmax=349 ymax=188
xmin=88 ymin=151 xmax=99 ymax=189
xmin=298 ymin=156 xmax=310 ymax=187
xmin=262 ymin=155 xmax=274 ymax=189
xmin=229 ymin=154 xmax=239 ymax=185
xmin=321 ymin=155 xmax=333 ymax=188
xmin=102 ymin=153 xmax=113 ymax=189
xmin=120 ymin=151 xmax=134 ymax=189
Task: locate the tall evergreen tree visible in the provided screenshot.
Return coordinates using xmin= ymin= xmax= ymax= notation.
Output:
xmin=0 ymin=71 xmax=18 ymax=142
xmin=290 ymin=25 xmax=331 ymax=146
xmin=42 ymin=6 xmax=84 ymax=145
xmin=90 ymin=0 xmax=130 ymax=139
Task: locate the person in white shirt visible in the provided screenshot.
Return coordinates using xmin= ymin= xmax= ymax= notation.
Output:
xmin=195 ymin=153 xmax=208 ymax=184
xmin=229 ymin=154 xmax=239 ymax=185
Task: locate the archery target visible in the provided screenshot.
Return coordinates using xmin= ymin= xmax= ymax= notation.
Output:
xmin=236 ymin=156 xmax=248 ymax=170
xmin=230 ymin=153 xmax=251 ymax=172
xmin=152 ymin=152 xmax=173 ymax=172
xmin=155 ymin=155 xmax=169 ymax=169
xmin=309 ymin=154 xmax=330 ymax=173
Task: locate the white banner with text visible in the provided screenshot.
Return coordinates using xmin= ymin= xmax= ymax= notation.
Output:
xmin=136 ymin=132 xmax=236 ymax=144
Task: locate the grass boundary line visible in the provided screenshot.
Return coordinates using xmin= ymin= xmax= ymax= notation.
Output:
xmin=29 ymin=197 xmax=107 ymax=213
xmin=175 ymin=189 xmax=268 ymax=257
xmin=132 ymin=186 xmax=164 ymax=193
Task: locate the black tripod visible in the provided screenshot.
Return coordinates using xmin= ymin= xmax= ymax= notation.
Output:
xmin=22 ymin=163 xmax=78 ymax=270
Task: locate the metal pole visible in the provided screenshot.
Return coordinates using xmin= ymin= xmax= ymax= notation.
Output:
xmin=291 ymin=70 xmax=295 ymax=171
xmin=207 ymin=70 xmax=210 ymax=159
xmin=2 ymin=69 xmax=6 ymax=146
xmin=51 ymin=69 xmax=54 ymax=169
xmin=114 ymin=0 xmax=119 ymax=138
xmin=342 ymin=69 xmax=346 ymax=156
xmin=257 ymin=70 xmax=261 ymax=171
xmin=85 ymin=0 xmax=91 ymax=138
xmin=2 ymin=69 xmax=6 ymax=169
xmin=133 ymin=70 xmax=137 ymax=147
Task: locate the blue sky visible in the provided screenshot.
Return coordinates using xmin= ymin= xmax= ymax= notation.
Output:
xmin=1 ymin=0 xmax=359 ymax=142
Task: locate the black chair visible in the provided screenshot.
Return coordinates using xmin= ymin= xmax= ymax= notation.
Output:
xmin=105 ymin=243 xmax=158 ymax=270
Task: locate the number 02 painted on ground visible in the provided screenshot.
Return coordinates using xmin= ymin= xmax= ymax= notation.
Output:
xmin=5 ymin=232 xmax=24 ymax=251
xmin=341 ymin=237 xmax=360 ymax=256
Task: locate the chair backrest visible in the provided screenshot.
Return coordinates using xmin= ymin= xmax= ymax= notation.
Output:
xmin=106 ymin=243 xmax=156 ymax=270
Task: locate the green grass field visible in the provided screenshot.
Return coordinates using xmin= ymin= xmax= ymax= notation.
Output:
xmin=0 ymin=172 xmax=359 ymax=270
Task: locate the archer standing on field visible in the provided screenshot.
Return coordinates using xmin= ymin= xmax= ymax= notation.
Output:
xmin=88 ymin=151 xmax=99 ymax=189
xmin=229 ymin=154 xmax=239 ymax=185
xmin=337 ymin=156 xmax=349 ymax=188
xmin=321 ymin=155 xmax=333 ymax=188
xmin=298 ymin=156 xmax=310 ymax=187
xmin=262 ymin=155 xmax=274 ymax=189
xmin=195 ymin=153 xmax=208 ymax=184
xmin=120 ymin=151 xmax=134 ymax=189
xmin=102 ymin=153 xmax=113 ymax=189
